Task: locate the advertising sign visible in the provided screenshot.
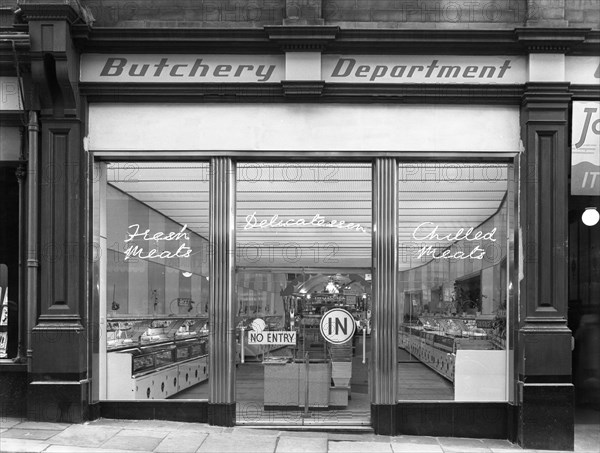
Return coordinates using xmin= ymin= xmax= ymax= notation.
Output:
xmin=572 ymin=101 xmax=600 ymax=196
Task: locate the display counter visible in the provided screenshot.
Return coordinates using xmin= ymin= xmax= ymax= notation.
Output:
xmin=398 ymin=316 xmax=503 ymax=383
xmin=263 ymin=358 xmax=343 ymax=409
xmin=106 ymin=316 xmax=209 ymax=399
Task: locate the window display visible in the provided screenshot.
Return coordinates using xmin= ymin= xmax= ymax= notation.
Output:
xmin=397 ymin=163 xmax=513 ymax=402
xmin=100 ymin=162 xmax=211 ymax=401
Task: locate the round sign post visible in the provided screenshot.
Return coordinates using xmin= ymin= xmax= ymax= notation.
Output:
xmin=320 ymin=308 xmax=356 ymax=344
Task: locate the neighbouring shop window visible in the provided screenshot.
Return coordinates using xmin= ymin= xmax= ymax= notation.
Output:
xmin=397 ymin=163 xmax=513 ymax=402
xmin=0 ymin=166 xmax=20 ymax=359
xmin=101 ymin=162 xmax=210 ymax=400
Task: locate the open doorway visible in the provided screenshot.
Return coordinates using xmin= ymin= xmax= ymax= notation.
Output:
xmin=234 ymin=163 xmax=372 ymax=426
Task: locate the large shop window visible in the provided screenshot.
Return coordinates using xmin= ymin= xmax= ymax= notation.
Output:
xmin=397 ymin=163 xmax=514 ymax=402
xmin=100 ymin=162 xmax=210 ymax=400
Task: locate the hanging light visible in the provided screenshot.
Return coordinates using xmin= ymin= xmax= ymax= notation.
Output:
xmin=581 ymin=207 xmax=600 ymax=226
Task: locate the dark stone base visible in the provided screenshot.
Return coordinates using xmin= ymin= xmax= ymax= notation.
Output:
xmin=372 ymin=404 xmax=397 ymax=435
xmin=397 ymin=403 xmax=509 ymax=439
xmin=208 ymin=402 xmax=236 ymax=427
xmin=27 ymin=380 xmax=90 ymax=423
xmin=518 ymin=383 xmax=574 ymax=451
xmin=0 ymin=365 xmax=28 ymax=417
xmin=100 ymin=401 xmax=208 ymax=423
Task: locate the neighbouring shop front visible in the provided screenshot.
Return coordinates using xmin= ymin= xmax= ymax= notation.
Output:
xmin=2 ymin=5 xmax=599 ymax=450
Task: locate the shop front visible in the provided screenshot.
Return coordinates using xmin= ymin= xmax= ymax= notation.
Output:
xmin=85 ymin=79 xmax=523 ymax=436
xmin=6 ymin=4 xmax=599 ymax=449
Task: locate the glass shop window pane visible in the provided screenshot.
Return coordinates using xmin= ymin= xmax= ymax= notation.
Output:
xmin=102 ymin=162 xmax=210 ymax=400
xmin=397 ymin=163 xmax=513 ymax=402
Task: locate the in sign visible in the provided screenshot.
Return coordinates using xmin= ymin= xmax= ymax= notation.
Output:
xmin=320 ymin=308 xmax=356 ymax=344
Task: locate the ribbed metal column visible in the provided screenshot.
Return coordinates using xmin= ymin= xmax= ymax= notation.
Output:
xmin=208 ymin=157 xmax=236 ymax=425
xmin=371 ymin=158 xmax=398 ymax=433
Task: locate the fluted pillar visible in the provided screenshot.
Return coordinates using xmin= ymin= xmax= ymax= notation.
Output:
xmin=371 ymin=157 xmax=398 ymax=435
xmin=208 ymin=157 xmax=236 ymax=426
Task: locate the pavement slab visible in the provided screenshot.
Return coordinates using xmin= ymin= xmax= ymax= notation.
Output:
xmin=275 ymin=436 xmax=328 ymax=453
xmin=47 ymin=425 xmax=122 ymax=447
xmin=197 ymin=432 xmax=278 ymax=453
xmin=0 ymin=417 xmax=24 ymax=429
xmin=90 ymin=418 xmax=184 ymax=431
xmin=278 ymin=431 xmax=329 ymax=439
xmin=154 ymin=431 xmax=209 ymax=453
xmin=44 ymin=446 xmax=153 ymax=453
xmin=0 ymin=438 xmax=49 ymax=452
xmin=480 ymin=439 xmax=522 ymax=450
xmin=327 ymin=433 xmax=390 ymax=442
xmin=392 ymin=435 xmax=440 ymax=445
xmin=391 ymin=441 xmax=444 ymax=453
xmin=99 ymin=428 xmax=168 ymax=451
xmin=0 ymin=428 xmax=62 ymax=440
xmin=328 ymin=440 xmax=393 ymax=452
xmin=10 ymin=421 xmax=71 ymax=431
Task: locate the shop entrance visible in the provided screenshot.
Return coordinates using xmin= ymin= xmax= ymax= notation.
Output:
xmin=234 ymin=163 xmax=372 ymax=426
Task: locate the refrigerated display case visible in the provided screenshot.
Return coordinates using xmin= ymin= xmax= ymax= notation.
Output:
xmin=106 ymin=316 xmax=209 ymax=399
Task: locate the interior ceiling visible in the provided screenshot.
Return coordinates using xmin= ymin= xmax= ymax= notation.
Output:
xmin=108 ymin=162 xmax=507 ymax=271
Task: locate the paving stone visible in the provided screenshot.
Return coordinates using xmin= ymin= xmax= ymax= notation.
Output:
xmin=442 ymin=447 xmax=491 ymax=453
xmin=232 ymin=427 xmax=281 ymax=437
xmin=328 ymin=440 xmax=393 ymax=452
xmin=438 ymin=437 xmax=487 ymax=447
xmin=154 ymin=431 xmax=208 ymax=452
xmin=489 ymin=449 xmax=528 ymax=453
xmin=391 ymin=441 xmax=443 ymax=452
xmin=10 ymin=421 xmax=71 ymax=431
xmin=0 ymin=438 xmax=49 ymax=452
xmin=100 ymin=429 xmax=167 ymax=451
xmin=90 ymin=418 xmax=184 ymax=431
xmin=0 ymin=428 xmax=62 ymax=440
xmin=197 ymin=432 xmax=277 ymax=453
xmin=328 ymin=433 xmax=389 ymax=442
xmin=480 ymin=439 xmax=522 ymax=449
xmin=45 ymin=446 xmax=153 ymax=453
xmin=48 ymin=425 xmax=122 ymax=447
xmin=278 ymin=431 xmax=329 ymax=439
xmin=176 ymin=423 xmax=225 ymax=434
xmin=0 ymin=417 xmax=24 ymax=429
xmin=275 ymin=435 xmax=328 ymax=453
xmin=393 ymin=435 xmax=439 ymax=444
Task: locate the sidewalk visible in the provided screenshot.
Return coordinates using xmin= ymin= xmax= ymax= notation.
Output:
xmin=0 ymin=414 xmax=598 ymax=453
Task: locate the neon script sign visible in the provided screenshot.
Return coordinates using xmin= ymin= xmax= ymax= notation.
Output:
xmin=412 ymin=222 xmax=497 ymax=260
xmin=124 ymin=224 xmax=192 ymax=261
xmin=244 ymin=212 xmax=368 ymax=234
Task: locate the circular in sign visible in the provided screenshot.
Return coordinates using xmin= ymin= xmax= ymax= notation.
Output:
xmin=320 ymin=308 xmax=356 ymax=344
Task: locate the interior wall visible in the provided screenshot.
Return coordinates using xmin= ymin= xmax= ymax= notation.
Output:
xmin=106 ymin=184 xmax=209 ymax=317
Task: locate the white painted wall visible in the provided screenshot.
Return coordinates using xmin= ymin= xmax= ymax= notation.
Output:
xmin=87 ymin=104 xmax=521 ymax=153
